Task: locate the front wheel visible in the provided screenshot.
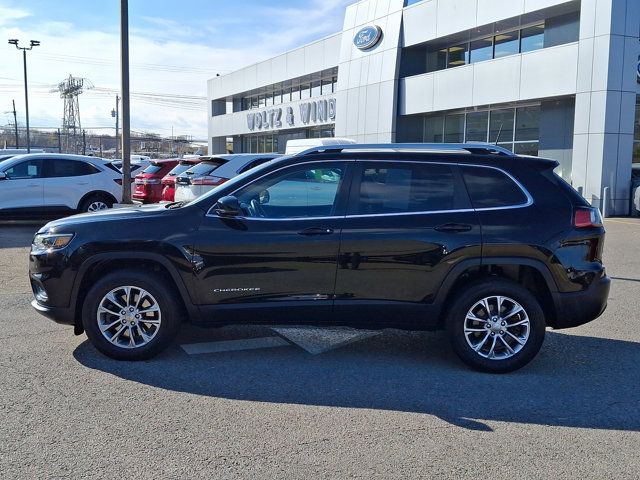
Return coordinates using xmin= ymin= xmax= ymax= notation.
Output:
xmin=446 ymin=280 xmax=546 ymax=373
xmin=82 ymin=270 xmax=181 ymax=360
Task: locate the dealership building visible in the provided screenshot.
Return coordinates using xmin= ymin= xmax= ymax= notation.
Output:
xmin=208 ymin=0 xmax=640 ymax=214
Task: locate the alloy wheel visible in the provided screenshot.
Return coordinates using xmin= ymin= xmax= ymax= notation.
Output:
xmin=463 ymin=295 xmax=530 ymax=360
xmin=87 ymin=201 xmax=109 ymax=212
xmin=96 ymin=286 xmax=162 ymax=349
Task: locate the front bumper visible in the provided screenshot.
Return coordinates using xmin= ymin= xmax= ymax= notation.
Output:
xmin=31 ymin=299 xmax=75 ymax=326
xmin=550 ymin=274 xmax=611 ymax=329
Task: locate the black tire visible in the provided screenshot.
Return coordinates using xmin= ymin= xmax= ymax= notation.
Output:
xmin=82 ymin=270 xmax=182 ymax=360
xmin=79 ymin=194 xmax=113 ymax=213
xmin=446 ymin=279 xmax=546 ymax=373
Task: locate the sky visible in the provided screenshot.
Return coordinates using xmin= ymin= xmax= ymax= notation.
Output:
xmin=0 ymin=0 xmax=352 ymax=139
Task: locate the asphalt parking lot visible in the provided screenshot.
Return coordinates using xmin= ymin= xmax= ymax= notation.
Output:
xmin=1 ymin=219 xmax=639 ymax=479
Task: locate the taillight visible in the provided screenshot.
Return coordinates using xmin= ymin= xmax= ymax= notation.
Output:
xmin=574 ymin=207 xmax=603 ymax=228
xmin=191 ymin=177 xmax=227 ymax=186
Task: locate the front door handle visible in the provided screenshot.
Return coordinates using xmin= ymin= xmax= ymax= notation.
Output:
xmin=434 ymin=223 xmax=473 ymax=233
xmin=298 ymin=227 xmax=334 ymax=236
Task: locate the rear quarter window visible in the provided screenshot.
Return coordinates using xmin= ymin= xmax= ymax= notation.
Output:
xmin=461 ymin=166 xmax=528 ymax=208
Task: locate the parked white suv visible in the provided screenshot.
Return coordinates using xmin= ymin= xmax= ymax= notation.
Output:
xmin=0 ymin=153 xmax=122 ymax=217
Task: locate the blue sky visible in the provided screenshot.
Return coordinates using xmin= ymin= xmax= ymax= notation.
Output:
xmin=0 ymin=0 xmax=351 ymax=138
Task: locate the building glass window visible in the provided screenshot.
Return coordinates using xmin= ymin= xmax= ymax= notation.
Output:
xmin=421 ymin=104 xmax=541 ymax=154
xmin=444 ymin=114 xmax=465 ymax=142
xmin=489 ymin=109 xmax=515 ymax=144
xmin=515 ymin=106 xmax=541 ymax=141
xmin=311 ymin=81 xmax=322 ymax=97
xmin=265 ymin=93 xmax=273 ymax=107
xmin=520 ymin=24 xmax=545 ymax=53
xmin=470 ymin=37 xmax=493 ymax=64
xmin=321 ymin=79 xmax=332 ymax=95
xmin=273 ymin=90 xmax=282 ymax=105
xmin=424 ymin=115 xmax=445 ymax=143
xmin=513 ymin=142 xmax=539 ymax=156
xmin=427 ymin=49 xmax=448 ymax=72
xmin=258 ymin=95 xmax=265 ymax=108
xmin=447 ymin=44 xmax=468 ymax=67
xmin=465 ymin=111 xmax=489 ymax=142
xmin=300 ymin=84 xmax=310 ymax=99
xmin=494 ymin=31 xmax=520 ymax=58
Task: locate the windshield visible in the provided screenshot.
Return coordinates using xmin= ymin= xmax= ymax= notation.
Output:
xmin=190 ymin=157 xmax=286 ymax=207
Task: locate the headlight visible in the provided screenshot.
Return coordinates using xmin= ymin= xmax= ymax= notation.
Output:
xmin=32 ymin=233 xmax=75 ymax=252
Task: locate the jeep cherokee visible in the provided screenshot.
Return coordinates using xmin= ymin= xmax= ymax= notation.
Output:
xmin=29 ymin=143 xmax=609 ymax=373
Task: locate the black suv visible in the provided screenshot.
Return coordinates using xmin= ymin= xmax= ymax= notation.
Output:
xmin=29 ymin=143 xmax=609 ymax=372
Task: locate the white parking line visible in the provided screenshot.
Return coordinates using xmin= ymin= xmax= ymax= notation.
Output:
xmin=181 ymin=336 xmax=290 ymax=355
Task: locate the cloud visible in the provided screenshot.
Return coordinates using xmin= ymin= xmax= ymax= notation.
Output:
xmin=0 ymin=5 xmax=30 ymax=27
xmin=0 ymin=1 xmax=349 ymax=139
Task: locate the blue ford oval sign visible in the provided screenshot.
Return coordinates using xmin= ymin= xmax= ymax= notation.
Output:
xmin=354 ymin=25 xmax=382 ymax=51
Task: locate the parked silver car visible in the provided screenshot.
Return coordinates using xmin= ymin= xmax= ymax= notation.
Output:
xmin=174 ymin=154 xmax=279 ymax=202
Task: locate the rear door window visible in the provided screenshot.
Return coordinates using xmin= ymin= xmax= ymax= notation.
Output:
xmin=461 ymin=166 xmax=528 ymax=208
xmin=349 ymin=162 xmax=469 ymax=215
xmin=45 ymin=159 xmax=100 ymax=178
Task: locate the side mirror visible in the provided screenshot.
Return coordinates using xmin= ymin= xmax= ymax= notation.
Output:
xmin=0 ymin=172 xmax=6 ymax=181
xmin=213 ymin=195 xmax=241 ymax=217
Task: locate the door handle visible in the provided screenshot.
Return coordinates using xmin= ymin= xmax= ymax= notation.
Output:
xmin=434 ymin=223 xmax=473 ymax=233
xmin=298 ymin=227 xmax=334 ymax=236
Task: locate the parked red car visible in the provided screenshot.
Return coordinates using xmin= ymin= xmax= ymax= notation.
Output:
xmin=133 ymin=159 xmax=179 ymax=204
xmin=160 ymin=158 xmax=202 ymax=202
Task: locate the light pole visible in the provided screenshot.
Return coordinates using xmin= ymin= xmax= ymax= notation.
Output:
xmin=8 ymin=39 xmax=40 ymax=153
xmin=120 ymin=0 xmax=132 ymax=204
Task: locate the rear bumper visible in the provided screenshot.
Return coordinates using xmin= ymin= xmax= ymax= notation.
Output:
xmin=550 ymin=274 xmax=610 ymax=329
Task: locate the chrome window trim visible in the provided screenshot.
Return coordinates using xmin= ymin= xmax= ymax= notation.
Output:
xmin=205 ymin=158 xmax=534 ymax=219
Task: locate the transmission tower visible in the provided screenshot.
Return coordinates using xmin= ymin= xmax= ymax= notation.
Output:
xmin=51 ymin=75 xmax=94 ymax=153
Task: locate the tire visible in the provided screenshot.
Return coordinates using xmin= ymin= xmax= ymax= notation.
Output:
xmin=82 ymin=270 xmax=182 ymax=360
xmin=445 ymin=279 xmax=546 ymax=373
xmin=80 ymin=194 xmax=113 ymax=213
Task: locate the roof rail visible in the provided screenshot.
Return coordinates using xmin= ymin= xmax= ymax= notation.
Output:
xmin=296 ymin=142 xmax=514 ymax=157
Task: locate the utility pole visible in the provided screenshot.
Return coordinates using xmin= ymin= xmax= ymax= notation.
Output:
xmin=8 ymin=39 xmax=40 ymax=153
xmin=11 ymin=99 xmax=18 ymax=148
xmin=111 ymin=95 xmax=120 ymax=159
xmin=82 ymin=130 xmax=86 ymax=155
xmin=120 ymin=0 xmax=132 ymax=204
xmin=57 ymin=128 xmax=61 ymax=152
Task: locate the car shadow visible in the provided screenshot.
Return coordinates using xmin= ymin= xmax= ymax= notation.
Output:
xmin=73 ymin=328 xmax=640 ymax=432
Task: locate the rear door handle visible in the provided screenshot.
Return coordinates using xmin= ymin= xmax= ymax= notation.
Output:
xmin=298 ymin=227 xmax=334 ymax=236
xmin=434 ymin=223 xmax=473 ymax=233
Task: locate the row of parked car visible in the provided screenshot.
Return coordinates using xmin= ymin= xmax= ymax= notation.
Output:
xmin=0 ymin=139 xmax=359 ymax=217
xmin=131 ymin=154 xmax=279 ymax=204
xmin=0 ymin=152 xmax=279 ymax=218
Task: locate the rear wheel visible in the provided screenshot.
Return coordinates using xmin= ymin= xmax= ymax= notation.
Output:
xmin=82 ymin=270 xmax=181 ymax=360
xmin=80 ymin=194 xmax=113 ymax=213
xmin=446 ymin=279 xmax=546 ymax=373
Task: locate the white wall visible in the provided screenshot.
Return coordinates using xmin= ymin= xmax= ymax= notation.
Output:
xmin=571 ymin=0 xmax=640 ymax=214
